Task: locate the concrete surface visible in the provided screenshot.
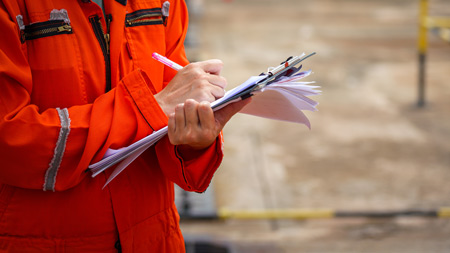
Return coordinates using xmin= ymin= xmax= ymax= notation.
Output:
xmin=181 ymin=0 xmax=450 ymax=252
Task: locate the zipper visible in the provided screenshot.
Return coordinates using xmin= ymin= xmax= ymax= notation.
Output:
xmin=125 ymin=8 xmax=163 ymax=27
xmin=89 ymin=15 xmax=112 ymax=92
xmin=22 ymin=20 xmax=72 ymax=42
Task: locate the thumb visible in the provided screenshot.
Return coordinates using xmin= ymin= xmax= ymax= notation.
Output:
xmin=214 ymin=97 xmax=252 ymax=128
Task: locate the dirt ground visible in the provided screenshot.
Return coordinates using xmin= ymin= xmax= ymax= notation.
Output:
xmin=180 ymin=0 xmax=450 ymax=252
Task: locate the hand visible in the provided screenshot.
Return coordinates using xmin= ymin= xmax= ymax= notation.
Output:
xmin=154 ymin=60 xmax=227 ymax=116
xmin=168 ymin=97 xmax=252 ymax=151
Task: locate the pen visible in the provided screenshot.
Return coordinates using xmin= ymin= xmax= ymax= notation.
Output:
xmin=152 ymin=52 xmax=183 ymax=71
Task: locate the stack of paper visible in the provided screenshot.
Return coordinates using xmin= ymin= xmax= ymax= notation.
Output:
xmin=240 ymin=69 xmax=319 ymax=128
xmin=89 ymin=53 xmax=320 ymax=187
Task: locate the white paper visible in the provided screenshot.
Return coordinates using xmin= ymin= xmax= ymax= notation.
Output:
xmin=240 ymin=79 xmax=320 ymax=128
xmin=89 ymin=126 xmax=168 ymax=176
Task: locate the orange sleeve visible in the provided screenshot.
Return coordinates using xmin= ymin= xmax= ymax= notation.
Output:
xmin=0 ymin=5 xmax=167 ymax=191
xmin=154 ymin=0 xmax=224 ymax=192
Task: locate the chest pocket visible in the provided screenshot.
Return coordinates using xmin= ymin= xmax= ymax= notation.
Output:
xmin=21 ymin=11 xmax=86 ymax=112
xmin=123 ymin=2 xmax=167 ymax=92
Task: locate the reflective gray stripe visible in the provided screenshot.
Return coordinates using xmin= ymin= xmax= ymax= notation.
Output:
xmin=43 ymin=108 xmax=71 ymax=191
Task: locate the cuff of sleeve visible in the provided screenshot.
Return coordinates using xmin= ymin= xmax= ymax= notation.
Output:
xmin=121 ymin=69 xmax=168 ymax=131
xmin=156 ymin=134 xmax=224 ymax=192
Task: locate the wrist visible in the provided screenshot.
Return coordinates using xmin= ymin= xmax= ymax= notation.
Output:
xmin=154 ymin=92 xmax=170 ymax=116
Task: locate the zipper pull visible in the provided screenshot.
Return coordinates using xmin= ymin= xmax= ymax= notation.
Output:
xmin=57 ymin=24 xmax=72 ymax=32
xmin=104 ymin=33 xmax=110 ymax=54
xmin=105 ymin=15 xmax=112 ymax=55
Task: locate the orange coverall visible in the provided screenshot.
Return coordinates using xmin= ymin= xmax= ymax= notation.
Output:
xmin=0 ymin=0 xmax=223 ymax=251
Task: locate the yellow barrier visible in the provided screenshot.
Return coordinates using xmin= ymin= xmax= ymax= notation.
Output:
xmin=438 ymin=207 xmax=450 ymax=218
xmin=418 ymin=0 xmax=450 ymax=54
xmin=218 ymin=209 xmax=334 ymax=220
xmin=425 ymin=17 xmax=450 ymax=29
xmin=417 ymin=0 xmax=450 ymax=107
xmin=418 ymin=0 xmax=429 ymax=54
xmin=216 ymin=208 xmax=450 ymax=219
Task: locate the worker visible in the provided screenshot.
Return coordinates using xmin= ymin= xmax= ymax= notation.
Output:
xmin=0 ymin=0 xmax=249 ymax=251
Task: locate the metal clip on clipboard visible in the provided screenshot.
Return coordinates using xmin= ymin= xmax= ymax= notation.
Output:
xmin=255 ymin=52 xmax=316 ymax=91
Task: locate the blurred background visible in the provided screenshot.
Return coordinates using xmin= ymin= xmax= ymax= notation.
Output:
xmin=177 ymin=0 xmax=450 ymax=252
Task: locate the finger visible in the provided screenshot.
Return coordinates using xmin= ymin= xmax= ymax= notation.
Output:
xmin=214 ymin=97 xmax=252 ymax=128
xmin=197 ymin=59 xmax=223 ymax=75
xmin=210 ymin=85 xmax=226 ymax=99
xmin=174 ymin=103 xmax=186 ymax=131
xmin=168 ymin=113 xmax=176 ymax=133
xmin=184 ymin=99 xmax=200 ymax=127
xmin=207 ymin=74 xmax=227 ymax=89
xmin=167 ymin=113 xmax=178 ymax=144
xmin=197 ymin=101 xmax=215 ymax=130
